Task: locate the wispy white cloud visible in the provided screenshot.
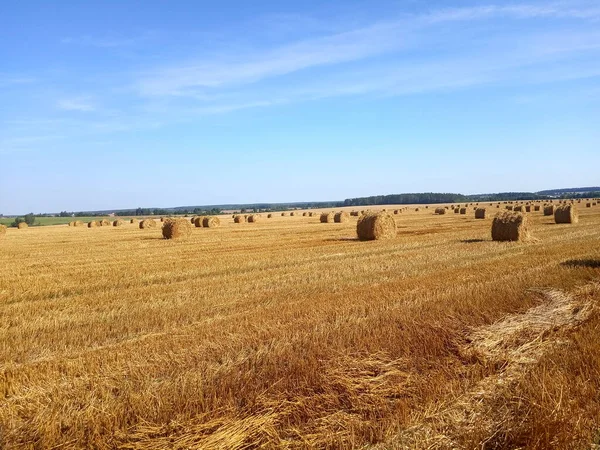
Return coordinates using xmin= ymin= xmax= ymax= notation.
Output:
xmin=60 ymin=34 xmax=149 ymax=48
xmin=135 ymin=2 xmax=600 ymax=99
xmin=57 ymin=97 xmax=95 ymax=112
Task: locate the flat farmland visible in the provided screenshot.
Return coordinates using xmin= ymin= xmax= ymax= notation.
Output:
xmin=1 ymin=205 xmax=600 ymax=449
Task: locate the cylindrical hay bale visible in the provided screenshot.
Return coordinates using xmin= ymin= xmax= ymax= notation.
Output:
xmin=194 ymin=216 xmax=206 ymax=227
xmin=534 ymin=205 xmax=540 ymax=212
xmin=454 ymin=208 xmax=460 ymax=214
xmin=139 ymin=219 xmax=157 ymax=229
xmin=459 ymin=208 xmax=467 ymax=214
xmin=309 ymin=212 xmax=314 ymax=217
xmin=0 ymin=224 xmax=6 ymax=238
xmin=393 ymin=210 xmax=399 ymax=215
xmin=506 ymin=206 xmax=513 ymax=211
xmin=415 ymin=208 xmax=420 ymax=212
xmin=320 ymin=212 xmax=334 ymax=223
xmin=492 ymin=212 xmax=530 ymax=242
xmin=281 ymin=212 xmax=287 ymax=217
xmin=113 ymin=219 xmax=124 ymax=227
xmin=248 ymin=214 xmax=260 ymax=223
xmin=160 ymin=217 xmax=165 ymax=222
xmin=475 ymin=208 xmax=486 ymax=219
xmin=203 ymin=216 xmax=221 ymax=228
xmin=68 ymin=221 xmax=74 ymax=226
xmin=267 ymin=213 xmax=273 ymax=218
xmin=525 ymin=205 xmax=531 ymax=212
xmin=191 ymin=217 xmax=197 ymax=224
xmin=302 ymin=212 xmax=308 ymax=216
xmin=290 ymin=212 xmax=295 ymax=217
xmin=586 ymin=203 xmax=591 ymax=208
xmin=234 ymin=215 xmax=246 ymax=223
xmin=100 ymin=219 xmax=111 ymax=226
xmin=130 ymin=218 xmax=138 ymax=225
xmin=334 ymin=211 xmax=350 ymax=223
xmin=357 ymin=212 xmax=396 ymax=241
xmin=554 ymin=205 xmax=578 ymax=224
xmin=513 ymin=205 xmax=524 ymax=212
xmin=88 ymin=221 xmax=99 ymax=228
xmin=73 ymin=220 xmax=84 ymax=227
xmin=17 ymin=222 xmax=28 ymax=229
xmin=435 ymin=207 xmax=446 ymax=215
xmin=162 ymin=218 xmax=192 ymax=239
xmin=543 ymin=205 xmax=554 ymax=216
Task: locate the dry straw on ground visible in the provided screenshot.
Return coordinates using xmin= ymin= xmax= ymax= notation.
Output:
xmin=162 ymin=218 xmax=192 ymax=239
xmin=334 ymin=211 xmax=350 ymax=223
xmin=555 ymin=205 xmax=579 ymax=224
xmin=203 ymin=217 xmax=221 ymax=228
xmin=491 ymin=211 xmax=530 ymax=241
xmin=475 ymin=208 xmax=486 ymax=219
xmin=320 ymin=212 xmax=334 ymax=223
xmin=356 ymin=211 xmax=396 ymax=240
xmin=139 ymin=219 xmax=157 ymax=229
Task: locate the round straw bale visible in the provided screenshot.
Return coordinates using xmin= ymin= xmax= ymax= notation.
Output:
xmin=309 ymin=212 xmax=314 ymax=217
xmin=586 ymin=203 xmax=591 ymax=208
xmin=160 ymin=217 xmax=164 ymax=222
xmin=393 ymin=210 xmax=399 ymax=215
xmin=356 ymin=212 xmax=396 ymax=241
xmin=525 ymin=205 xmax=531 ymax=212
xmin=320 ymin=212 xmax=334 ymax=223
xmin=514 ymin=205 xmax=524 ymax=212
xmin=194 ymin=216 xmax=206 ymax=227
xmin=554 ymin=204 xmax=578 ymax=224
xmin=543 ymin=205 xmax=554 ymax=216
xmin=334 ymin=211 xmax=350 ymax=223
xmin=454 ymin=208 xmax=460 ymax=214
xmin=139 ymin=219 xmax=157 ymax=229
xmin=475 ymin=208 xmax=486 ymax=219
xmin=88 ymin=221 xmax=99 ymax=228
xmin=113 ymin=219 xmax=124 ymax=227
xmin=534 ymin=205 xmax=540 ymax=212
xmin=130 ymin=218 xmax=138 ymax=224
xmin=267 ymin=213 xmax=273 ymax=218
xmin=435 ymin=207 xmax=446 ymax=215
xmin=459 ymin=207 xmax=467 ymax=214
xmin=203 ymin=216 xmax=221 ymax=228
xmin=17 ymin=222 xmax=28 ymax=229
xmin=100 ymin=219 xmax=111 ymax=226
xmin=234 ymin=215 xmax=246 ymax=223
xmin=281 ymin=212 xmax=288 ymax=217
xmin=68 ymin=221 xmax=74 ymax=227
xmin=415 ymin=208 xmax=420 ymax=212
xmin=247 ymin=214 xmax=260 ymax=223
xmin=302 ymin=212 xmax=308 ymax=216
xmin=506 ymin=206 xmax=513 ymax=211
xmin=491 ymin=211 xmax=530 ymax=242
xmin=162 ymin=218 xmax=192 ymax=239
xmin=74 ymin=221 xmax=84 ymax=227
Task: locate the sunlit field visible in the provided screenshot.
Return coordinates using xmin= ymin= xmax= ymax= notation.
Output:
xmin=1 ymin=203 xmax=600 ymax=449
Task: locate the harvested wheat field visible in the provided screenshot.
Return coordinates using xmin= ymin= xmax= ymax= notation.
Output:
xmin=1 ymin=205 xmax=600 ymax=449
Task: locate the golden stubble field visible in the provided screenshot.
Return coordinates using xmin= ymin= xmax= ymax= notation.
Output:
xmin=1 ymin=204 xmax=600 ymax=449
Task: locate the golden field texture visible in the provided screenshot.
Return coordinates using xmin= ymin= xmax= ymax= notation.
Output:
xmin=1 ymin=204 xmax=600 ymax=449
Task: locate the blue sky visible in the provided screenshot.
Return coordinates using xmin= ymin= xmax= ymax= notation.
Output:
xmin=1 ymin=0 xmax=600 ymax=214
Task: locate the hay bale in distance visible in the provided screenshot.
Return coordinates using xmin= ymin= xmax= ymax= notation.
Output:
xmin=525 ymin=205 xmax=531 ymax=212
xmin=194 ymin=216 xmax=206 ymax=227
xmin=543 ymin=205 xmax=554 ymax=216
xmin=130 ymin=218 xmax=138 ymax=225
xmin=334 ymin=211 xmax=350 ymax=223
xmin=234 ymin=215 xmax=246 ymax=223
xmin=534 ymin=205 xmax=540 ymax=212
xmin=248 ymin=215 xmax=260 ymax=223
xmin=88 ymin=221 xmax=99 ymax=228
xmin=320 ymin=212 xmax=334 ymax=223
xmin=491 ymin=211 xmax=530 ymax=242
xmin=454 ymin=208 xmax=460 ymax=214
xmin=100 ymin=219 xmax=111 ymax=226
xmin=435 ymin=207 xmax=446 ymax=215
xmin=281 ymin=212 xmax=287 ymax=217
xmin=513 ymin=205 xmax=524 ymax=212
xmin=203 ymin=216 xmax=221 ymax=228
xmin=162 ymin=218 xmax=192 ymax=239
xmin=17 ymin=222 xmax=28 ymax=229
xmin=586 ymin=203 xmax=591 ymax=208
xmin=267 ymin=213 xmax=272 ymax=218
xmin=113 ymin=219 xmax=124 ymax=227
xmin=139 ymin=219 xmax=157 ymax=229
xmin=475 ymin=208 xmax=486 ymax=219
xmin=554 ymin=204 xmax=578 ymax=224
xmin=459 ymin=208 xmax=467 ymax=215
xmin=356 ymin=212 xmax=396 ymax=241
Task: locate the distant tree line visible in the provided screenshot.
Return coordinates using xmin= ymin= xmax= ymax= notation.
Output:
xmin=11 ymin=213 xmax=36 ymax=227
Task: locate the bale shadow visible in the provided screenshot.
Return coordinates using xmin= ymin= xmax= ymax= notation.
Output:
xmin=324 ymin=237 xmax=360 ymax=242
xmin=561 ymin=259 xmax=600 ymax=268
xmin=460 ymin=239 xmax=486 ymax=244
